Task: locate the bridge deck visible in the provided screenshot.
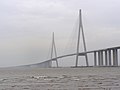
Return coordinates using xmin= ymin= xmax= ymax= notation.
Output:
xmin=25 ymin=46 xmax=120 ymax=67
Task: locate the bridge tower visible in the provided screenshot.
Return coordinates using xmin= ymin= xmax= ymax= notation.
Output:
xmin=50 ymin=32 xmax=58 ymax=67
xmin=75 ymin=9 xmax=89 ymax=67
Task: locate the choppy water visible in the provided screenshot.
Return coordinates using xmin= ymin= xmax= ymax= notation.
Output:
xmin=0 ymin=67 xmax=120 ymax=90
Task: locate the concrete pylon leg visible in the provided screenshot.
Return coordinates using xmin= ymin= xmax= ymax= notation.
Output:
xmin=56 ymin=59 xmax=59 ymax=67
xmin=115 ymin=49 xmax=118 ymax=66
xmin=113 ymin=49 xmax=118 ymax=66
xmin=105 ymin=50 xmax=108 ymax=66
xmin=48 ymin=61 xmax=52 ymax=68
xmin=94 ymin=51 xmax=97 ymax=66
xmin=101 ymin=51 xmax=103 ymax=66
xmin=113 ymin=49 xmax=116 ymax=66
xmin=98 ymin=51 xmax=101 ymax=66
xmin=108 ymin=50 xmax=111 ymax=66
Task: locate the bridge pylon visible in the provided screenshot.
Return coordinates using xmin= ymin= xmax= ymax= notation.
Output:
xmin=50 ymin=32 xmax=58 ymax=67
xmin=75 ymin=9 xmax=89 ymax=67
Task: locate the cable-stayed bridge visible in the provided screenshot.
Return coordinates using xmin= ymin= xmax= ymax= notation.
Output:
xmin=23 ymin=10 xmax=120 ymax=68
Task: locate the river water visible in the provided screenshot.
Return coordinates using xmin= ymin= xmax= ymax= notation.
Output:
xmin=0 ymin=67 xmax=120 ymax=90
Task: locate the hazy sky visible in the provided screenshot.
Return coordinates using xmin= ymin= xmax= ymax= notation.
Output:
xmin=0 ymin=0 xmax=120 ymax=67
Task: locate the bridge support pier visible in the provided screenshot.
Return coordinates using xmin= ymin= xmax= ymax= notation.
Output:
xmin=113 ymin=49 xmax=116 ymax=66
xmin=100 ymin=51 xmax=104 ymax=66
xmin=51 ymin=59 xmax=58 ymax=68
xmin=105 ymin=50 xmax=108 ymax=66
xmin=108 ymin=50 xmax=112 ymax=66
xmin=113 ymin=49 xmax=118 ymax=66
xmin=48 ymin=61 xmax=52 ymax=68
xmin=56 ymin=60 xmax=59 ymax=67
xmin=98 ymin=51 xmax=101 ymax=66
xmin=98 ymin=51 xmax=103 ymax=66
xmin=94 ymin=51 xmax=97 ymax=66
xmin=115 ymin=49 xmax=118 ymax=66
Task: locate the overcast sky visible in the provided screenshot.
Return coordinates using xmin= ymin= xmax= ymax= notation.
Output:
xmin=0 ymin=0 xmax=120 ymax=67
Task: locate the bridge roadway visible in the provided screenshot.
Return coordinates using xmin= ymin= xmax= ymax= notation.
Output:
xmin=25 ymin=46 xmax=120 ymax=67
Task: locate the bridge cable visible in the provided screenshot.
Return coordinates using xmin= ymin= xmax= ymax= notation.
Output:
xmin=62 ymin=18 xmax=79 ymax=55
